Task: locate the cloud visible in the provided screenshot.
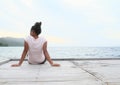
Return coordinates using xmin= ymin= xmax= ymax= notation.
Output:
xmin=0 ymin=11 xmax=2 ymax=16
xmin=60 ymin=0 xmax=97 ymax=9
xmin=45 ymin=35 xmax=68 ymax=44
xmin=20 ymin=0 xmax=33 ymax=9
xmin=44 ymin=35 xmax=75 ymax=46
xmin=1 ymin=0 xmax=25 ymax=17
xmin=0 ymin=30 xmax=27 ymax=38
xmin=101 ymin=28 xmax=120 ymax=40
xmin=59 ymin=0 xmax=116 ymax=25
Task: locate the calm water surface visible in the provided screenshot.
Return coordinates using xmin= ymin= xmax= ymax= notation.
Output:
xmin=0 ymin=47 xmax=120 ymax=60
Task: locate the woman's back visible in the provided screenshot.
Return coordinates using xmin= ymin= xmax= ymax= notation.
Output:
xmin=25 ymin=36 xmax=47 ymax=64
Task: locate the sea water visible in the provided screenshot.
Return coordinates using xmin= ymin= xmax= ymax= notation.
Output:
xmin=0 ymin=47 xmax=120 ymax=61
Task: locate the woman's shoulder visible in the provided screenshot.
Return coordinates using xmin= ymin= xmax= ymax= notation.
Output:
xmin=39 ymin=35 xmax=47 ymax=42
xmin=24 ymin=36 xmax=33 ymax=41
xmin=39 ymin=35 xmax=45 ymax=39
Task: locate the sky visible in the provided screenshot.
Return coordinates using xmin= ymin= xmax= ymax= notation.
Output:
xmin=0 ymin=0 xmax=120 ymax=47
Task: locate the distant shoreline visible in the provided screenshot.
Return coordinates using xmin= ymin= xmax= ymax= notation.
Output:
xmin=0 ymin=37 xmax=24 ymax=46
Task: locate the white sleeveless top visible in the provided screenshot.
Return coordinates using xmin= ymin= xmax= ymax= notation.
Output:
xmin=25 ymin=35 xmax=47 ymax=64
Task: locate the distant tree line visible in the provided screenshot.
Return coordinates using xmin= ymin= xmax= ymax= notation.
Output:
xmin=0 ymin=37 xmax=24 ymax=47
xmin=0 ymin=43 xmax=8 ymax=46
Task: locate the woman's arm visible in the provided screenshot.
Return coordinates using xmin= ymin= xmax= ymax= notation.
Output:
xmin=11 ymin=41 xmax=29 ymax=67
xmin=43 ymin=42 xmax=60 ymax=67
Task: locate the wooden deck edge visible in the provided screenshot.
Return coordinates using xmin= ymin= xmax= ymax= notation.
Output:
xmin=0 ymin=59 xmax=11 ymax=65
xmin=1 ymin=58 xmax=120 ymax=65
xmin=10 ymin=58 xmax=120 ymax=61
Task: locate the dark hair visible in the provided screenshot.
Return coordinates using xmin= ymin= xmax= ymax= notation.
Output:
xmin=31 ymin=22 xmax=42 ymax=35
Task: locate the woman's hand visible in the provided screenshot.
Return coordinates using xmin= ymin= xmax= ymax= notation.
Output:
xmin=11 ymin=64 xmax=21 ymax=67
xmin=51 ymin=63 xmax=60 ymax=67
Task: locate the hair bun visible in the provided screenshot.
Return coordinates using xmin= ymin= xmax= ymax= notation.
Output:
xmin=34 ymin=22 xmax=42 ymax=28
xmin=39 ymin=22 xmax=42 ymax=26
xmin=31 ymin=21 xmax=42 ymax=35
